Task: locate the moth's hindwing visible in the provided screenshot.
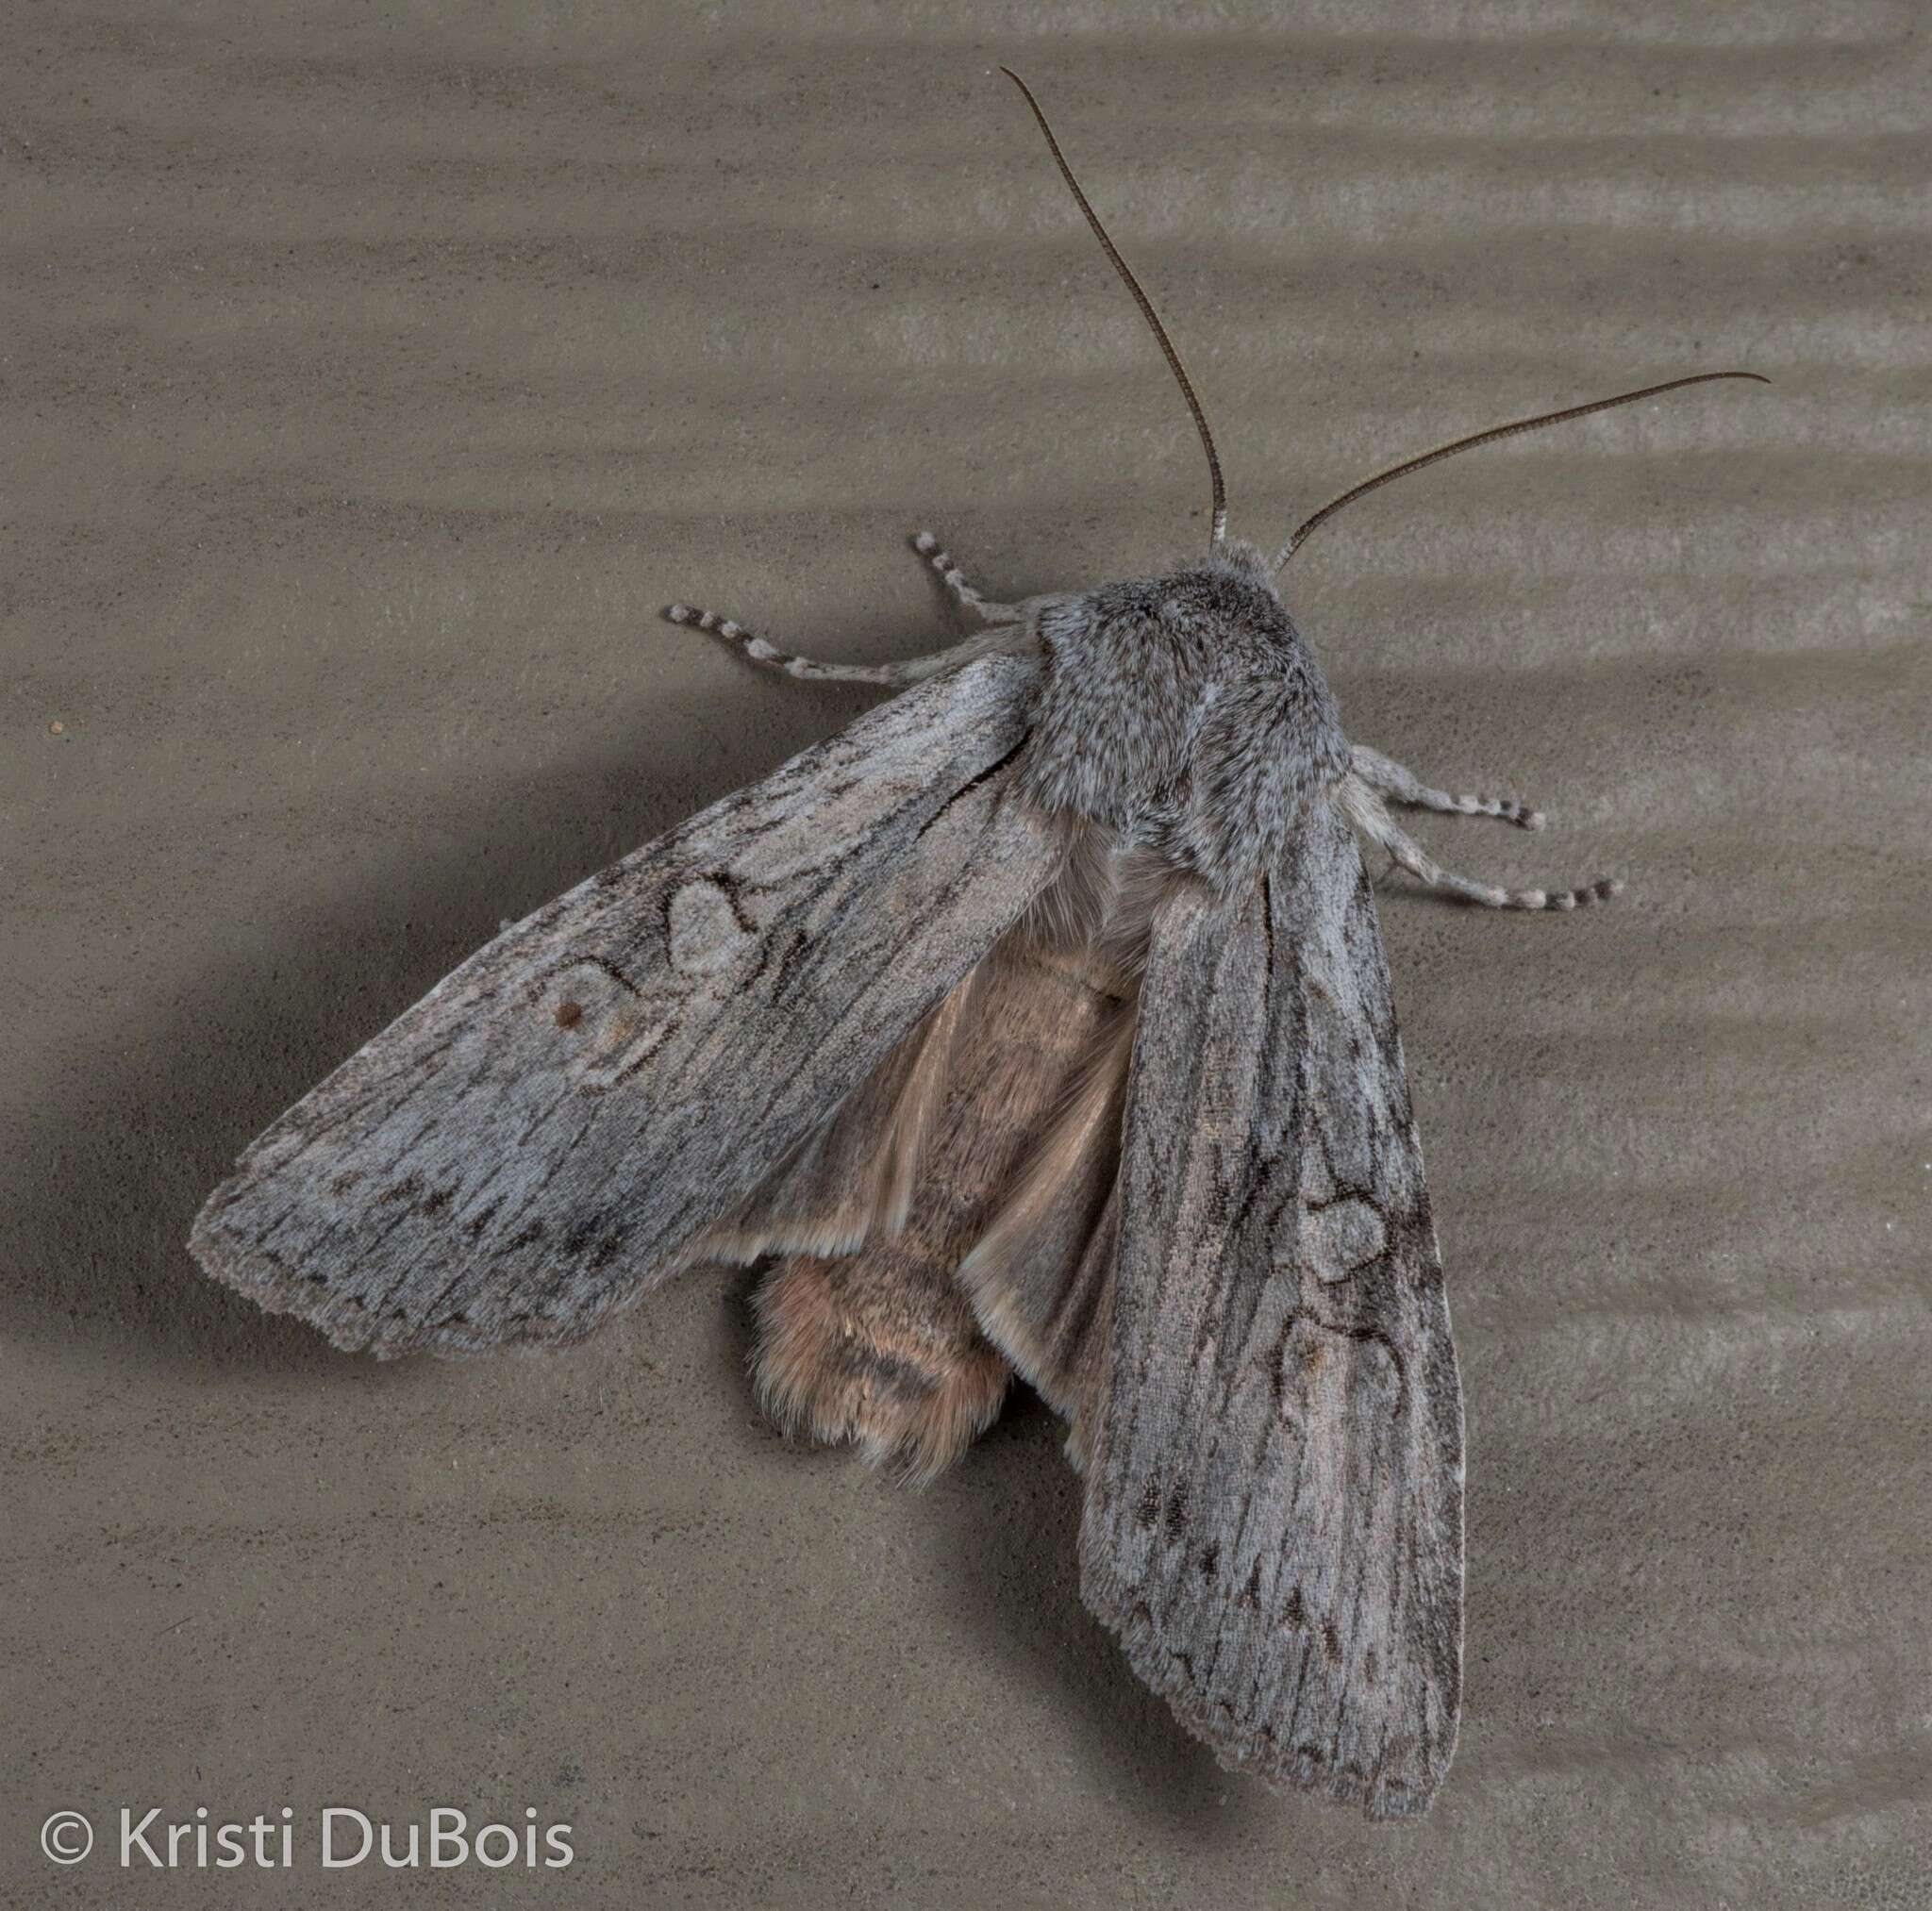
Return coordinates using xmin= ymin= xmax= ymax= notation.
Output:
xmin=1080 ymin=796 xmax=1465 ymax=1820
xmin=190 ymin=652 xmax=1062 ymax=1357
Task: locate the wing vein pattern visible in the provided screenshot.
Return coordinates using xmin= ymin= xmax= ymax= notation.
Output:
xmin=191 ymin=653 xmax=1061 ymax=1357
xmin=1080 ymin=796 xmax=1464 ymax=1820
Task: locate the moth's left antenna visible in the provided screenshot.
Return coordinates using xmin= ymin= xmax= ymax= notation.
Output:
xmin=1002 ymin=68 xmax=1227 ymax=549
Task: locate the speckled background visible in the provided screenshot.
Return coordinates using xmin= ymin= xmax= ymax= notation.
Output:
xmin=6 ymin=3 xmax=1928 ymax=1906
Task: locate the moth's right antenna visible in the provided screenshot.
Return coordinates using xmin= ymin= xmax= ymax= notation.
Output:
xmin=1002 ymin=68 xmax=1228 ymax=549
xmin=1269 ymin=371 xmax=1769 ymax=571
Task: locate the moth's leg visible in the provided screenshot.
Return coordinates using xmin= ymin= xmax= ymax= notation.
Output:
xmin=663 ymin=604 xmax=1008 ymax=686
xmin=1339 ymin=773 xmax=1621 ymax=912
xmin=1351 ymin=742 xmax=1545 ymax=830
xmin=910 ymin=530 xmax=1022 ymax=623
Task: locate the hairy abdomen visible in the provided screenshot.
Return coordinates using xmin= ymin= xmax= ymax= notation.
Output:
xmin=751 ymin=839 xmax=1146 ymax=1478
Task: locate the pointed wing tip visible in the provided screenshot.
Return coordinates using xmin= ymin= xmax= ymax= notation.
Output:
xmin=188 ymin=1179 xmax=453 ymax=1361
xmin=190 ymin=1201 xmax=618 ymax=1364
xmin=1244 ymin=1740 xmax=1445 ymax=1821
xmin=188 ymin=1193 xmax=391 ymax=1358
xmin=1227 ymin=1698 xmax=1452 ymax=1822
xmin=1220 ymin=1694 xmax=1453 ymax=1821
xmin=1081 ymin=1566 xmax=1455 ymax=1822
xmin=1359 ymin=1776 xmax=1441 ymax=1823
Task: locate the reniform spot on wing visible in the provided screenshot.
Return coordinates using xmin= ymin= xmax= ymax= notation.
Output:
xmin=1280 ymin=1317 xmax=1403 ymax=1417
xmin=539 ymin=959 xmax=665 ymax=1088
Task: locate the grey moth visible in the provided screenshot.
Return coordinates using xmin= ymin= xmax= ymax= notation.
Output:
xmin=191 ymin=72 xmax=1762 ymax=1819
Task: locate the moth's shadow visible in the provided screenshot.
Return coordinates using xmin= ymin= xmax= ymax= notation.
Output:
xmin=713 ymin=1270 xmax=1260 ymax=1835
xmin=4 ymin=551 xmax=1012 ymax=1374
xmin=9 ymin=607 xmax=1488 ymax=1378
xmin=921 ymin=1395 xmax=1272 ymax=1838
xmin=1 ymin=699 xmax=843 ymax=1374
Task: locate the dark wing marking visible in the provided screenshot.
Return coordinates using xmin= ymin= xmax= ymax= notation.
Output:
xmin=1079 ymin=797 xmax=1464 ymax=1820
xmin=191 ymin=653 xmax=1062 ymax=1357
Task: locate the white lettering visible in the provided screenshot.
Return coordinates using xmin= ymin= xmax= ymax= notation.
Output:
xmin=121 ymin=1807 xmax=164 ymax=1867
xmin=429 ymin=1807 xmax=469 ymax=1868
xmin=474 ymin=1822 xmax=518 ymax=1869
xmin=321 ymin=1807 xmax=374 ymax=1868
xmin=380 ymin=1820 xmax=421 ymax=1868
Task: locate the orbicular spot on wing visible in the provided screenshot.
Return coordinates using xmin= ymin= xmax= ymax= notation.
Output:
xmin=539 ymin=958 xmax=673 ymax=1089
xmin=666 ymin=877 xmax=754 ymax=978
xmin=1301 ymin=1196 xmax=1387 ymax=1284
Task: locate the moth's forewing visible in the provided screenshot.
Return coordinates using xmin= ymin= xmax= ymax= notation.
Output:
xmin=1079 ymin=799 xmax=1464 ymax=1820
xmin=190 ymin=654 xmax=1062 ymax=1357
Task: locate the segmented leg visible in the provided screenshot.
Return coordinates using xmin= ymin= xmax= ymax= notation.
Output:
xmin=1352 ymin=742 xmax=1545 ymax=829
xmin=1339 ymin=773 xmax=1621 ymax=912
xmin=912 ymin=530 xmax=1021 ymax=623
xmin=664 ymin=603 xmax=1002 ymax=686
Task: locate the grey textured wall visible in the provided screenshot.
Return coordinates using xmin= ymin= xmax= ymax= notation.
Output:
xmin=5 ymin=3 xmax=1927 ymax=1906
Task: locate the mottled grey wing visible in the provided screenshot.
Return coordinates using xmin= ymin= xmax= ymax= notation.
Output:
xmin=1080 ymin=796 xmax=1464 ymax=1820
xmin=191 ymin=652 xmax=1061 ymax=1358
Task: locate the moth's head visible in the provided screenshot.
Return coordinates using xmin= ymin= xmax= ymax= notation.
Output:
xmin=1203 ymin=538 xmax=1282 ymax=597
xmin=1163 ymin=537 xmax=1291 ymax=627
